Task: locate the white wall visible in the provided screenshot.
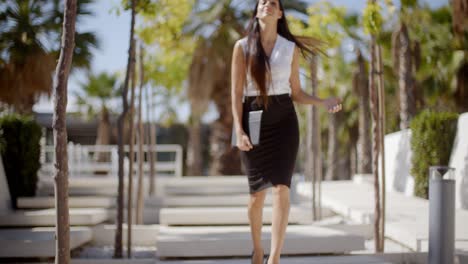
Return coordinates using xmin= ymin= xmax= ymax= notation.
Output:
xmin=449 ymin=112 xmax=468 ymax=210
xmin=380 ymin=129 xmax=414 ymax=196
xmin=0 ymin=157 xmax=11 ymax=212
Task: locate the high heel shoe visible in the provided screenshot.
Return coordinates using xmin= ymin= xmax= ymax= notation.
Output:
xmin=264 ymin=254 xmax=269 ymax=264
xmin=251 ymin=249 xmax=264 ymax=264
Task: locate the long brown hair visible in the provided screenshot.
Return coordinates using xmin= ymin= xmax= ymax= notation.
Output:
xmin=245 ymin=0 xmax=320 ymax=108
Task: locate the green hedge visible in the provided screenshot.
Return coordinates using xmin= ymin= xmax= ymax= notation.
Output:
xmin=0 ymin=115 xmax=42 ymax=209
xmin=410 ymin=110 xmax=458 ymax=199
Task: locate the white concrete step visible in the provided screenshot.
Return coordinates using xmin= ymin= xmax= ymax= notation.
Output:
xmin=28 ymin=256 xmax=397 ymax=264
xmin=17 ymin=196 xmax=115 ymax=209
xmin=0 ymin=227 xmax=92 ymax=257
xmin=145 ymin=194 xmax=273 ymax=207
xmin=92 ymin=224 xmax=159 ymax=246
xmin=36 ymin=176 xmax=249 ymax=196
xmin=163 ymin=176 xmax=264 ymax=196
xmin=0 ymin=208 xmax=109 ymax=227
xmin=156 ymin=225 xmax=365 ymax=258
xmin=159 ymin=206 xmax=331 ymax=226
xmin=164 ymin=185 xmax=249 ymax=196
xmin=297 ymin=180 xmax=468 ymax=252
xmin=157 ymin=256 xmax=394 ymax=264
xmin=37 ymin=176 xmax=165 ymax=196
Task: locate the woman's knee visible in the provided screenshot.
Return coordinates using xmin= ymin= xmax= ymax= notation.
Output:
xmin=249 ymin=190 xmax=266 ymax=206
xmin=272 ymin=184 xmax=290 ymax=196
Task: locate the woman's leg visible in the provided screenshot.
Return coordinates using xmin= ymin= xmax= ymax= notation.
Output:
xmin=268 ymin=184 xmax=290 ymax=264
xmin=248 ymin=188 xmax=267 ymax=264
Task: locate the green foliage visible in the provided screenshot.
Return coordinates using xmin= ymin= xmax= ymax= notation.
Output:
xmin=410 ymin=110 xmax=458 ymax=199
xmin=288 ymin=1 xmax=347 ymax=48
xmin=73 ymin=71 xmax=119 ymax=120
xmin=0 ymin=0 xmax=99 ymax=70
xmin=0 ymin=114 xmax=42 ymax=209
xmin=0 ymin=0 xmax=99 ymax=113
xmin=137 ymin=0 xmax=195 ymax=92
xmin=363 ymin=2 xmax=383 ymax=35
xmin=80 ymin=72 xmax=118 ymax=101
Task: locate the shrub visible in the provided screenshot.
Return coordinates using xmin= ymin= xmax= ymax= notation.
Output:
xmin=0 ymin=115 xmax=42 ymax=209
xmin=410 ymin=110 xmax=458 ymax=199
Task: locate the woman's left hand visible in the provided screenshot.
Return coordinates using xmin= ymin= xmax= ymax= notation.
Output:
xmin=323 ymin=97 xmax=342 ymax=113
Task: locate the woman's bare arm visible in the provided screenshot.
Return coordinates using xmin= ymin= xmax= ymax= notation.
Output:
xmin=289 ymin=47 xmax=342 ymax=113
xmin=231 ymin=40 xmax=246 ymax=134
xmin=231 ymin=40 xmax=253 ymax=150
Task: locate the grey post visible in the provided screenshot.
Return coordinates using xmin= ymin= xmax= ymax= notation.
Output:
xmin=428 ymin=166 xmax=455 ymax=264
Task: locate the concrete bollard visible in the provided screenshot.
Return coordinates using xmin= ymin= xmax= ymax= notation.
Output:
xmin=428 ymin=166 xmax=455 ymax=264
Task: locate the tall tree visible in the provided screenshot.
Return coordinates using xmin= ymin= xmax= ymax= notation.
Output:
xmin=135 ymin=44 xmax=145 ymax=224
xmin=137 ymin=0 xmax=195 ymax=174
xmin=126 ymin=39 xmax=137 ymax=258
xmin=114 ymin=0 xmax=136 ymax=258
xmin=288 ymin=1 xmax=359 ymax=216
xmin=52 ymin=0 xmax=77 ymax=263
xmin=308 ymin=54 xmax=322 ymax=219
xmin=363 ymin=0 xmax=385 ymax=252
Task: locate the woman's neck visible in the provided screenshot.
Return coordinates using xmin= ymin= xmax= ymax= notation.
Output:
xmin=258 ymin=19 xmax=278 ymax=44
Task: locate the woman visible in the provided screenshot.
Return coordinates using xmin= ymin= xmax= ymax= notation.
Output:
xmin=230 ymin=1 xmax=342 ymax=263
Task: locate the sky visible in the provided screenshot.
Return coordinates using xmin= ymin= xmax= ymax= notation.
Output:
xmin=33 ymin=0 xmax=448 ymax=123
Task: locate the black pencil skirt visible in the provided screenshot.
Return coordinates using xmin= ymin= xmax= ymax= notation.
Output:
xmin=240 ymin=93 xmax=300 ymax=194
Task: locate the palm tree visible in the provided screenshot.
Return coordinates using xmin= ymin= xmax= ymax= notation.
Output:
xmin=115 ymin=0 xmax=136 ymax=258
xmin=0 ymin=0 xmax=98 ymax=114
xmin=392 ymin=22 xmax=415 ymax=129
xmin=364 ymin=0 xmax=384 ymax=252
xmin=77 ymin=72 xmax=118 ymax=163
xmin=52 ymin=0 xmax=77 ymax=262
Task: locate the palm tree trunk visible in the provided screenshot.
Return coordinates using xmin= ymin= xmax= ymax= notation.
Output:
xmin=455 ymin=60 xmax=468 ymax=112
xmin=136 ymin=44 xmax=145 ymax=224
xmin=115 ymin=0 xmax=136 ymax=258
xmin=126 ymin=38 xmax=137 ymax=258
xmin=209 ymin=79 xmax=243 ymax=175
xmin=187 ymin=118 xmax=203 ymax=175
xmin=95 ymin=106 xmax=111 ymax=169
xmin=355 ymin=49 xmax=372 ymax=174
xmin=452 ymin=0 xmax=468 ymax=37
xmin=396 ymin=23 xmax=415 ymax=129
xmin=53 ymin=1 xmax=76 ymax=263
xmin=452 ymin=0 xmax=468 ymax=112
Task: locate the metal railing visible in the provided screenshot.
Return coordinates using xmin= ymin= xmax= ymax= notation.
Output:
xmin=40 ymin=143 xmax=183 ymax=178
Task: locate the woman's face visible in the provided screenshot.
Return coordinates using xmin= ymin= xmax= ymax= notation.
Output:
xmin=256 ymin=0 xmax=283 ymax=21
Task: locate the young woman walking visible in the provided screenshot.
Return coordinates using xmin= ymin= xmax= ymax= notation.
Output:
xmin=230 ymin=1 xmax=343 ymax=263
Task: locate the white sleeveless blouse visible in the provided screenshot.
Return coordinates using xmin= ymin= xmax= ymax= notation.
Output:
xmin=238 ymin=34 xmax=296 ymax=96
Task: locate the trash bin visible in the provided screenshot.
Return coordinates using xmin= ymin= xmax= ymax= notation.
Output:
xmin=428 ymin=166 xmax=455 ymax=264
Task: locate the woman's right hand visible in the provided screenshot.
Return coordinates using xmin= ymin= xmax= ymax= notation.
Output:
xmin=236 ymin=130 xmax=253 ymax=151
